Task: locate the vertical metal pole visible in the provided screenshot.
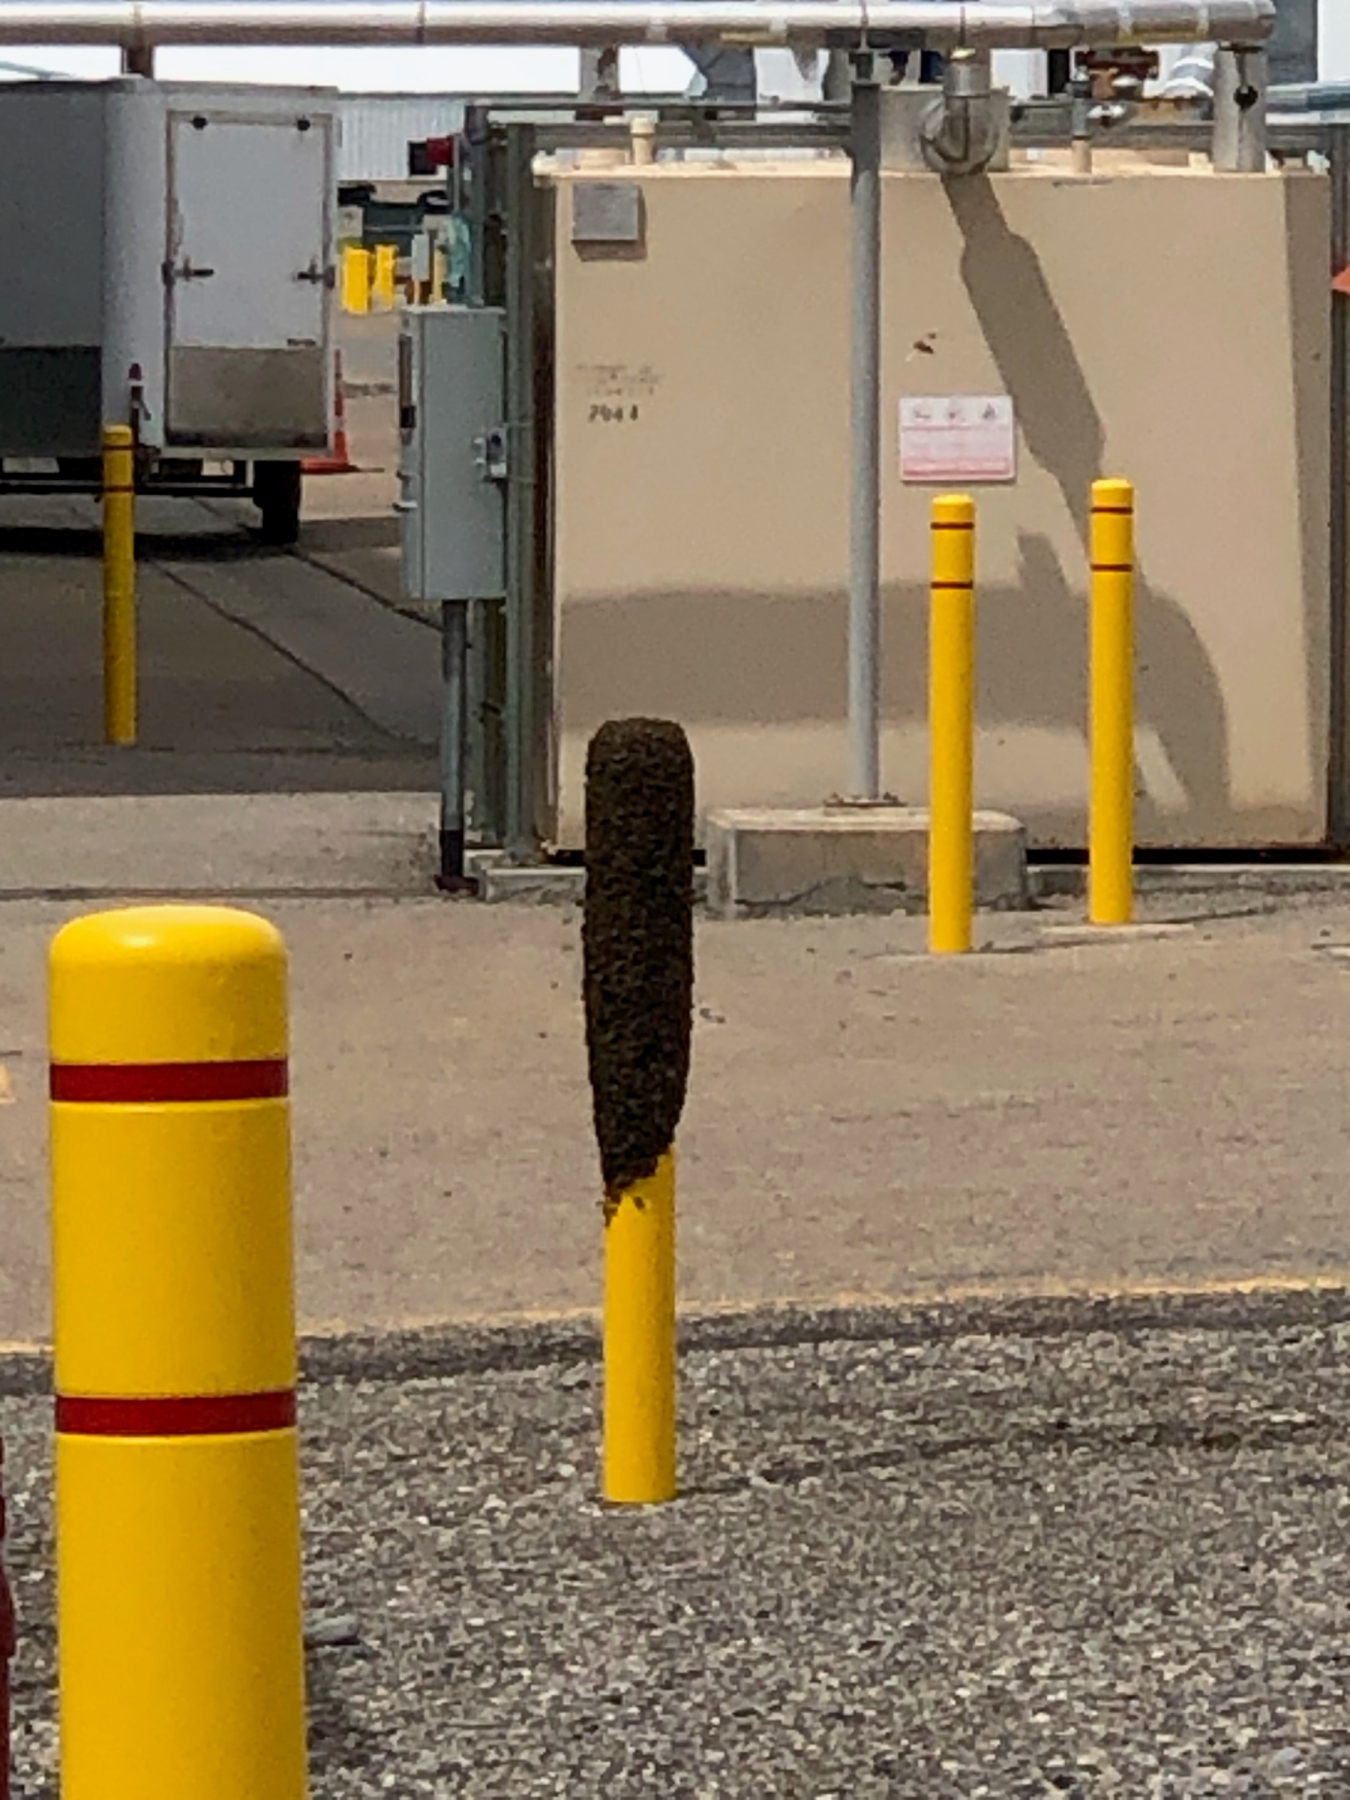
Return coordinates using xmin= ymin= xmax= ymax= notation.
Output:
xmin=822 ymin=49 xmax=852 ymax=104
xmin=848 ymin=59 xmax=882 ymax=801
xmin=1328 ymin=125 xmax=1350 ymax=846
xmin=1070 ymin=70 xmax=1094 ymax=175
xmin=1211 ymin=45 xmax=1269 ymax=173
xmin=436 ymin=600 xmax=475 ymax=893
xmin=462 ymin=106 xmax=498 ymax=848
xmin=464 ymin=105 xmax=490 ymax=311
xmin=504 ymin=123 xmax=539 ymax=859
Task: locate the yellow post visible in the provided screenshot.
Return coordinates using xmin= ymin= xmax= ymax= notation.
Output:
xmin=603 ymin=1154 xmax=676 ymax=1505
xmin=585 ymin=717 xmax=691 ymax=1507
xmin=50 ymin=906 xmax=308 ymax=1800
xmin=372 ymin=243 xmax=398 ymax=311
xmin=341 ymin=244 xmax=371 ymax=315
xmin=1089 ymin=477 xmax=1136 ymax=925
xmin=929 ymin=493 xmax=976 ymax=955
xmin=102 ymin=424 xmax=136 ymax=747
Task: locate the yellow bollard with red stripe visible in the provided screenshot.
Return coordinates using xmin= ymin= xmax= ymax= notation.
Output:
xmin=1089 ymin=478 xmax=1136 ymax=926
xmin=49 ymin=906 xmax=308 ymax=1800
xmin=928 ymin=493 xmax=976 ymax=956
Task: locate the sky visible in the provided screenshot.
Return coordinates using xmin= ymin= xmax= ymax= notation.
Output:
xmin=0 ymin=45 xmax=693 ymax=92
xmin=1324 ymin=0 xmax=1350 ymax=79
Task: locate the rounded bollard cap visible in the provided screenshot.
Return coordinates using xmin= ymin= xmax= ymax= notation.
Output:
xmin=51 ymin=905 xmax=287 ymax=1067
xmin=50 ymin=907 xmax=295 ymax=1401
xmin=931 ymin=492 xmax=975 ymax=526
xmin=1092 ymin=476 xmax=1135 ymax=510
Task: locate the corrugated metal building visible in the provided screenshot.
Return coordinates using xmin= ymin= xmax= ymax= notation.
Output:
xmin=337 ymin=94 xmax=466 ymax=181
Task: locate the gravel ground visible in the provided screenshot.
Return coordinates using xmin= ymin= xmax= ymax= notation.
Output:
xmin=9 ymin=1293 xmax=1350 ymax=1797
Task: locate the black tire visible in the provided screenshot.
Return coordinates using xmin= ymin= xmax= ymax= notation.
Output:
xmin=56 ymin=456 xmax=104 ymax=485
xmin=253 ymin=460 xmax=303 ymax=547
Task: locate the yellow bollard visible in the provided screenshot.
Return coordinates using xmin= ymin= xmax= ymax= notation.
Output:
xmin=928 ymin=493 xmax=976 ymax=955
xmin=584 ymin=717 xmax=692 ymax=1508
xmin=603 ymin=1155 xmax=677 ymax=1504
xmin=1089 ymin=478 xmax=1136 ymax=926
xmin=102 ymin=425 xmax=136 ymax=747
xmin=341 ymin=243 xmax=371 ymax=315
xmin=50 ymin=906 xmax=308 ymax=1800
xmin=372 ymin=243 xmax=398 ymax=311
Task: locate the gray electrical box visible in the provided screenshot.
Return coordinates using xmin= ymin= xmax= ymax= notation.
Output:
xmin=398 ymin=305 xmax=507 ymax=603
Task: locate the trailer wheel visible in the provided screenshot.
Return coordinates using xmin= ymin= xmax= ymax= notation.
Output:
xmin=253 ymin=460 xmax=303 ymax=547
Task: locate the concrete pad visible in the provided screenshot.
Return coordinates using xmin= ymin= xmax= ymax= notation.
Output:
xmin=705 ymin=805 xmax=1028 ymax=920
xmin=468 ymin=856 xmax=587 ymax=905
xmin=0 ymin=791 xmax=437 ymax=896
xmin=158 ymin=550 xmax=441 ymax=747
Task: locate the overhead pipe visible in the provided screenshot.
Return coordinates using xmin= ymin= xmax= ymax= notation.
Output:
xmin=0 ymin=0 xmax=1276 ymax=50
xmin=1268 ymin=83 xmax=1350 ymax=114
xmin=1212 ymin=42 xmax=1267 ymax=169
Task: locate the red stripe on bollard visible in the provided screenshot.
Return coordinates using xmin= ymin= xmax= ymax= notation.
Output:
xmin=56 ymin=1390 xmax=297 ymax=1438
xmin=50 ymin=1059 xmax=288 ymax=1105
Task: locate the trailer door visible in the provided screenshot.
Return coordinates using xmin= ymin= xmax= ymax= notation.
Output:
xmin=165 ymin=109 xmax=332 ymax=449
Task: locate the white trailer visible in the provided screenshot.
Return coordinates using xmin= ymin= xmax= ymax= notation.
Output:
xmin=0 ymin=78 xmax=339 ymax=543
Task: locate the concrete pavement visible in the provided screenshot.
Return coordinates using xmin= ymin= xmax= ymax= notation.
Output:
xmin=4 ymin=889 xmax=1350 ymax=1343
xmin=1 ymin=319 xmax=1348 ymax=1341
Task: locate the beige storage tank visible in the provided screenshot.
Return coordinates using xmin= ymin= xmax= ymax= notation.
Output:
xmin=548 ymin=157 xmax=1331 ymax=852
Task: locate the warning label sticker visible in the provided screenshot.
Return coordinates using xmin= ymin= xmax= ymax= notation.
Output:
xmin=899 ymin=395 xmax=1017 ymax=484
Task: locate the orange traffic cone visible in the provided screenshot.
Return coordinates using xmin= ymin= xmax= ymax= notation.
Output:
xmin=303 ymin=350 xmax=355 ymax=475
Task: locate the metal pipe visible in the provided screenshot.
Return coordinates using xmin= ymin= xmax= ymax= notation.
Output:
xmin=1159 ymin=43 xmax=1217 ymax=101
xmin=504 ymin=122 xmax=540 ymax=859
xmin=848 ymin=59 xmax=881 ymax=802
xmin=0 ymin=1 xmax=1275 ymax=50
xmin=1070 ymin=67 xmax=1093 ymax=171
xmin=1270 ymin=83 xmax=1350 ymax=115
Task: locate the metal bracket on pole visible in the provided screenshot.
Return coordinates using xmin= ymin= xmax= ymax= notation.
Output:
xmin=580 ymin=45 xmax=623 ymax=118
xmin=1212 ymin=44 xmax=1269 ymax=170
